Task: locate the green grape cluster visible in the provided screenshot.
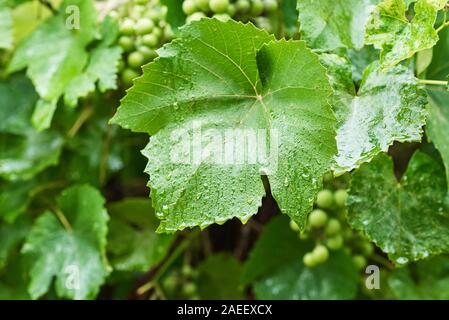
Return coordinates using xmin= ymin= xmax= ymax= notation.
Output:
xmin=110 ymin=0 xmax=175 ymax=87
xmin=182 ymin=0 xmax=279 ymax=33
xmin=161 ymin=264 xmax=200 ymax=300
xmin=290 ymin=173 xmax=375 ymax=269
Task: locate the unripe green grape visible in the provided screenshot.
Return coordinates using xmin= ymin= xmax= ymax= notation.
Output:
xmin=334 ymin=189 xmax=348 ymax=208
xmin=316 ymin=189 xmax=334 ymax=209
xmin=183 ymin=0 xmax=198 ymax=15
xmin=118 ymin=36 xmax=134 ymax=52
xmin=135 ymin=18 xmax=154 ymax=35
xmin=308 ymin=209 xmax=328 ymax=228
xmin=303 ymin=252 xmax=316 ymax=268
xmin=352 ymin=255 xmax=367 ymax=270
xmin=142 ymin=33 xmax=158 ymax=47
xmin=162 ymin=275 xmax=178 ymax=294
xmin=227 ymin=4 xmax=236 ymax=16
xmin=138 ymin=46 xmax=158 ymax=61
xmin=122 ymin=68 xmax=139 ymax=86
xmin=264 ymin=0 xmax=278 ymax=12
xmin=195 ymin=0 xmax=210 ymax=10
xmin=289 ymin=219 xmax=300 ymax=232
xmin=128 ymin=51 xmax=145 ymax=68
xmin=323 ymin=172 xmax=333 ymax=184
xmin=209 ymin=0 xmax=229 ymax=13
xmin=182 ymin=282 xmax=197 ymax=296
xmin=235 ymin=0 xmax=250 ymax=13
xmin=119 ymin=18 xmax=135 ymax=35
xmin=250 ymin=0 xmax=264 ymax=16
xmin=149 ymin=8 xmax=166 ymax=22
xmin=361 ymin=242 xmax=374 ymax=257
xmin=299 ymin=232 xmax=309 ymax=240
xmin=163 ymin=25 xmax=175 ymax=41
xmin=325 ymin=218 xmax=341 ymax=236
xmin=152 ymin=27 xmax=162 ymax=38
xmin=187 ymin=12 xmax=206 ymax=23
xmin=213 ymin=13 xmax=231 ymax=22
xmin=326 ymin=234 xmax=344 ymax=250
xmin=312 ymin=245 xmax=329 ymax=263
xmin=182 ymin=264 xmax=193 ymax=277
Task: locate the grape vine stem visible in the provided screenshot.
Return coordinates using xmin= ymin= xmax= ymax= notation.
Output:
xmin=418 ymin=79 xmax=448 ymax=86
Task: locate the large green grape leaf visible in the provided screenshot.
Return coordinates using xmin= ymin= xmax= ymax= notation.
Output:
xmin=320 ymin=56 xmax=427 ymax=174
xmin=0 ymin=131 xmax=64 ymax=181
xmin=348 ymin=151 xmax=449 ymax=265
xmin=22 ymin=185 xmax=110 ymax=300
xmin=8 ymin=0 xmax=97 ymax=130
xmin=425 ymin=27 xmax=449 ymax=189
xmin=111 ymin=19 xmax=336 ymax=232
xmin=297 ymin=0 xmax=380 ymax=51
xmin=365 ymin=0 xmax=447 ymax=68
xmin=242 ymin=216 xmax=358 ymax=299
xmin=388 ymin=256 xmax=449 ymax=299
xmin=107 ymin=198 xmax=174 ymax=272
xmin=0 ymin=74 xmax=37 ymax=135
xmin=195 ymin=253 xmax=244 ymax=300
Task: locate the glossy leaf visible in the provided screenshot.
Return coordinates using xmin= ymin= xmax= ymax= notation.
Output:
xmin=22 ymin=185 xmax=110 ymax=300
xmin=348 ymin=151 xmax=449 ymax=265
xmin=365 ymin=0 xmax=447 ymax=68
xmin=112 ymin=19 xmax=336 ymax=232
xmin=297 ymin=0 xmax=380 ymax=51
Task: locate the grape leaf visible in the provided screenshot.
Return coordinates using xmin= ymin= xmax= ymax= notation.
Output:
xmin=320 ymin=57 xmax=427 ymax=174
xmin=111 ymin=19 xmax=336 ymax=232
xmin=347 ymin=46 xmax=379 ymax=83
xmin=0 ymin=131 xmax=64 ymax=181
xmin=297 ymin=0 xmax=380 ymax=51
xmin=22 ymin=185 xmax=110 ymax=300
xmin=0 ymin=74 xmax=37 ymax=135
xmin=8 ymin=0 xmax=97 ymax=130
xmin=365 ymin=0 xmax=447 ymax=68
xmin=161 ymin=0 xmax=186 ymax=31
xmin=243 ymin=215 xmax=358 ymax=300
xmin=347 ymin=151 xmax=449 ymax=265
xmin=107 ymin=198 xmax=174 ymax=272
xmin=196 ymin=253 xmax=244 ymax=300
xmin=425 ymin=27 xmax=449 ymax=189
xmin=388 ymin=256 xmax=449 ymax=299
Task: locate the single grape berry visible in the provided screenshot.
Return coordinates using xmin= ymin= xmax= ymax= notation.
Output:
xmin=312 ymin=245 xmax=329 ymax=264
xmin=209 ymin=0 xmax=230 ymax=13
xmin=135 ymin=18 xmax=154 ymax=35
xmin=308 ymin=209 xmax=328 ymax=228
xmin=121 ymin=68 xmax=139 ymax=86
xmin=142 ymin=33 xmax=158 ymax=47
xmin=227 ymin=4 xmax=236 ymax=16
xmin=138 ymin=46 xmax=158 ymax=61
xmin=250 ymin=0 xmax=264 ymax=16
xmin=235 ymin=0 xmax=250 ymax=13
xmin=119 ymin=18 xmax=135 ymax=35
xmin=325 ymin=218 xmax=341 ymax=236
xmin=162 ymin=275 xmax=178 ymax=294
xmin=182 ymin=264 xmax=193 ymax=277
xmin=303 ymin=252 xmax=316 ymax=268
xmin=326 ymin=234 xmax=344 ymax=250
xmin=289 ymin=219 xmax=300 ymax=232
xmin=316 ymin=189 xmax=334 ymax=209
xmin=187 ymin=12 xmax=207 ymax=23
xmin=334 ymin=189 xmax=348 ymax=208
xmin=352 ymin=255 xmax=367 ymax=270
xmin=361 ymin=242 xmax=374 ymax=257
xmin=118 ymin=36 xmax=134 ymax=52
xmin=182 ymin=282 xmax=197 ymax=296
xmin=183 ymin=0 xmax=198 ymax=15
xmin=195 ymin=0 xmax=210 ymax=10
xmin=128 ymin=51 xmax=145 ymax=68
